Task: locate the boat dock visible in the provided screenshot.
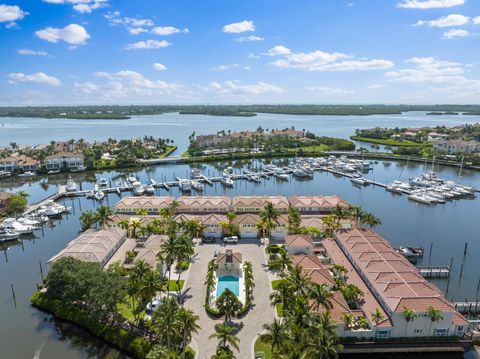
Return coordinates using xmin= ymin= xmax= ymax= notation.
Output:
xmin=418 ymin=266 xmax=451 ymax=278
xmin=453 ymin=301 xmax=480 ymax=314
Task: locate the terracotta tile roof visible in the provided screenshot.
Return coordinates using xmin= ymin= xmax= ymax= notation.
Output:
xmin=233 ymin=213 xmax=260 ymax=225
xmin=217 ymin=250 xmax=242 ymax=264
xmin=45 ymin=151 xmax=84 ymax=160
xmin=233 ymin=196 xmax=289 ymax=210
xmin=307 ymin=268 xmax=334 ymax=286
xmin=335 ymin=228 xmax=467 ymax=324
xmin=115 ymin=196 xmax=176 ymax=210
xmin=288 ymin=195 xmax=348 ymax=209
xmin=177 ymin=196 xmax=231 ymax=212
xmin=291 ymin=254 xmax=323 ymax=269
xmin=285 ymin=234 xmax=314 ymax=247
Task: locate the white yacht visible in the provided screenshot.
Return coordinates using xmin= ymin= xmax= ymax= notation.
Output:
xmin=408 ymin=193 xmax=432 ymax=205
xmin=17 ymin=217 xmax=41 ymax=228
xmin=2 ymin=218 xmax=35 ymax=234
xmin=47 ymin=170 xmax=61 ymax=174
xmin=191 ymin=180 xmax=204 ymax=191
xmin=132 ymin=183 xmax=145 ymax=196
xmin=350 ymin=176 xmax=369 ymax=186
xmin=179 ymin=179 xmax=192 ymax=192
xmin=94 ymin=190 xmax=105 ymax=201
xmin=386 ymin=184 xmax=403 ymax=194
xmin=66 ymin=177 xmax=77 ymax=192
xmin=98 ymin=178 xmax=109 ymax=187
xmin=145 ymin=184 xmax=155 ymax=195
xmin=191 ymin=168 xmax=202 ymax=179
xmin=274 ymin=171 xmax=289 ymax=181
xmin=127 ymin=176 xmax=138 ymax=184
xmin=0 ymin=228 xmax=20 ymax=242
xmin=220 ymin=176 xmax=234 ymax=187
xmin=18 ymin=171 xmax=37 ymax=178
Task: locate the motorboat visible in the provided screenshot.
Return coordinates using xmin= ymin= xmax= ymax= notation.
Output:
xmin=94 ymin=190 xmax=105 ymax=201
xmin=47 ymin=170 xmax=60 ymax=174
xmin=250 ymin=175 xmax=261 ymax=183
xmin=274 ymin=171 xmax=289 ymax=181
xmin=178 ymin=179 xmax=192 ymax=192
xmin=145 ymin=183 xmax=155 ymax=195
xmin=191 ymin=168 xmax=202 ymax=179
xmin=17 ymin=217 xmax=41 ymax=228
xmin=395 ymin=246 xmax=424 ymax=258
xmin=27 ymin=214 xmax=49 ymax=223
xmin=2 ymin=218 xmax=35 ymax=234
xmin=293 ymin=168 xmax=311 ymax=178
xmin=0 ymin=228 xmax=20 ymax=242
xmin=71 ymin=165 xmax=86 ymax=172
xmin=18 ymin=171 xmax=36 ymax=178
xmin=127 ymin=176 xmax=138 ymax=184
xmin=220 ymin=176 xmax=234 ymax=187
xmin=350 ymin=176 xmax=369 ymax=186
xmin=98 ymin=178 xmax=109 ymax=187
xmin=66 ymin=177 xmax=77 ymax=192
xmin=386 ymin=184 xmax=403 ymax=194
xmin=191 ymin=180 xmax=204 ymax=191
xmin=408 ymin=193 xmax=432 ymax=204
xmin=132 ymin=183 xmax=145 ymax=196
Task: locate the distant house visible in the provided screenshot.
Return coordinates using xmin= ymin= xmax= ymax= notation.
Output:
xmin=0 ymin=192 xmax=12 ymax=213
xmin=285 ymin=234 xmax=314 ymax=255
xmin=270 ymin=128 xmax=304 ymax=138
xmin=49 ymin=229 xmax=127 ymax=268
xmin=0 ymin=155 xmax=39 ymax=172
xmin=44 ymin=152 xmax=84 ymax=170
xmin=432 ymin=139 xmax=480 ymax=155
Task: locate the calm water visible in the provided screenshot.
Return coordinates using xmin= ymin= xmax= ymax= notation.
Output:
xmin=1 ymin=112 xmax=480 ymax=152
xmin=1 ymin=112 xmax=480 ymax=358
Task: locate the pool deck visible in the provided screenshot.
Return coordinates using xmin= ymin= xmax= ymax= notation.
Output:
xmin=183 ymin=239 xmax=274 ymax=359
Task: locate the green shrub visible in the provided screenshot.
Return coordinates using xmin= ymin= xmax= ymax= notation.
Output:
xmin=175 ymin=261 xmax=190 ymax=271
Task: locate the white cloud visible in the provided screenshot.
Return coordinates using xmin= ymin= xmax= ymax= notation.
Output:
xmin=415 ymin=14 xmax=469 ymax=27
xmin=473 ymin=16 xmax=480 ymax=25
xmin=105 ymin=12 xmax=154 ymax=28
xmin=306 ymin=86 xmax=354 ymax=95
xmin=213 ymin=64 xmax=251 ymax=71
xmin=248 ymin=53 xmax=260 ymax=59
xmin=128 ymin=27 xmax=148 ymax=35
xmin=0 ymin=4 xmax=28 ymax=24
xmin=222 ymin=20 xmax=255 ymax=33
xmin=269 ymin=48 xmax=394 ymax=71
xmin=17 ymin=49 xmax=49 ymax=56
xmin=367 ymin=84 xmax=385 ymax=90
xmin=151 ymin=26 xmax=189 ymax=35
xmin=74 ymin=70 xmax=180 ymax=99
xmin=265 ymin=45 xmax=291 ymax=56
xmin=124 ymin=39 xmax=171 ymax=50
xmin=35 ymin=24 xmax=90 ymax=46
xmin=152 ymin=63 xmax=167 ymax=71
xmin=43 ymin=0 xmax=108 ymax=13
xmin=386 ymin=57 xmax=465 ymax=83
xmin=7 ymin=72 xmax=61 ymax=86
xmin=442 ymin=29 xmax=469 ymax=39
xmin=398 ymin=0 xmax=465 ymax=9
xmin=236 ymin=35 xmax=264 ymax=42
xmin=209 ymin=80 xmax=283 ymax=96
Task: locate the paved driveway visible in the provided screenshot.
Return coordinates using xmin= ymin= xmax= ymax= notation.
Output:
xmin=184 ymin=239 xmax=274 ymax=359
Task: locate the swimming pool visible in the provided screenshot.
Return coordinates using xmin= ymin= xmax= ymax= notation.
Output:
xmin=216 ymin=275 xmax=240 ymax=297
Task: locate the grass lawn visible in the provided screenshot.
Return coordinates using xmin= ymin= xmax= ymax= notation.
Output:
xmin=271 ymin=279 xmax=286 ymax=290
xmin=117 ymin=295 xmax=144 ymax=322
xmin=169 ymin=280 xmax=185 ymax=291
xmin=275 ymin=304 xmax=284 ymax=317
xmin=254 ymin=337 xmax=273 ymax=359
xmin=160 ymin=145 xmax=177 ymax=158
xmin=181 ymin=150 xmax=190 ymax=158
xmin=350 ymin=136 xmax=432 ymax=147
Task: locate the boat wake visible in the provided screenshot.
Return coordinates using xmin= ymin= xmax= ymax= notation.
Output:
xmin=33 ymin=341 xmax=46 ymax=359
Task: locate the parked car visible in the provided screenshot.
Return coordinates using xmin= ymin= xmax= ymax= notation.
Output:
xmin=146 ymin=299 xmax=163 ymax=314
xmin=223 ymin=236 xmax=238 ymax=244
xmin=202 ymin=236 xmax=217 ymax=243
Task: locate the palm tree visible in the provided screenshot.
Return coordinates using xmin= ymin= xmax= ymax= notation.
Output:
xmin=342 ymin=313 xmax=355 ymax=330
xmin=322 ymin=215 xmax=341 ymax=237
xmin=216 ymin=288 xmax=242 ymax=323
xmin=308 ymin=283 xmax=333 ymax=311
xmin=259 ymin=318 xmax=286 ymax=352
xmin=304 ymin=331 xmax=343 ymax=359
xmin=209 ymin=323 xmax=240 ymax=353
xmin=129 ymin=219 xmax=142 ymax=239
xmin=286 ymin=265 xmax=311 ymax=296
xmin=177 ymin=308 xmax=200 ymax=351
xmin=347 ymin=205 xmax=364 ymax=228
xmin=402 ymin=306 xmax=417 ymax=337
xmin=278 ymin=248 xmax=292 ymax=273
xmin=135 ymin=207 xmax=148 ymax=216
xmin=360 ymin=212 xmax=382 ymax=229
xmin=118 ymin=219 xmax=130 ymax=233
xmin=427 ymin=306 xmax=443 ymax=337
xmin=166 ymin=199 xmax=180 ymax=218
xmin=80 ymin=210 xmax=97 ymax=231
xmin=160 ymin=232 xmax=181 ymax=298
xmin=317 ymin=311 xmax=338 ymax=337
xmin=259 ymin=202 xmax=280 ymax=238
xmin=287 ymin=205 xmax=301 ymax=234
xmin=332 ymin=204 xmax=348 ymax=225
xmin=371 ymin=308 xmax=385 ymax=326
xmin=341 ymin=283 xmax=364 ymax=308
xmin=95 ymin=206 xmax=114 ymax=229
xmin=270 ymin=280 xmax=293 ymax=314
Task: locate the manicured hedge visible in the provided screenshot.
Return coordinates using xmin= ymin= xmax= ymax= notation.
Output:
xmin=31 ymin=292 xmax=152 ymax=358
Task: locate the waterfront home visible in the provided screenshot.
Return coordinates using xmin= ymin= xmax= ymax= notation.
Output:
xmin=201 ymin=213 xmax=228 ymax=238
xmin=0 ymin=155 xmax=39 ymax=173
xmin=49 ymin=229 xmax=127 ymax=268
xmin=333 ymin=228 xmax=468 ymax=338
xmin=285 ymin=234 xmax=314 ymax=255
xmin=0 ymin=191 xmax=12 ymax=213
xmin=300 ymin=215 xmax=353 ymax=231
xmin=233 ymin=213 xmax=260 ymax=238
xmin=270 ymin=214 xmax=289 ymax=240
xmin=233 ymin=195 xmax=289 ymax=214
xmin=270 ymin=128 xmax=304 ymax=138
xmin=432 ymin=138 xmax=480 ymax=155
xmin=216 ymin=249 xmax=242 ymax=275
xmin=177 ymin=196 xmax=231 ymax=214
xmin=288 ymin=195 xmax=348 ymax=214
xmin=114 ymin=196 xmax=176 ymax=215
xmin=44 ymin=152 xmax=85 ymax=170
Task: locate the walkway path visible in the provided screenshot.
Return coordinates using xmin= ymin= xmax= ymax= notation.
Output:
xmin=184 ymin=240 xmax=274 ymax=359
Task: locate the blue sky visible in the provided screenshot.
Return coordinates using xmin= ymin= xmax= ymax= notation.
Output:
xmin=0 ymin=0 xmax=479 ymax=104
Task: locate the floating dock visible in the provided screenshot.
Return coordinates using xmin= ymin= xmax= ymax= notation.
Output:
xmin=418 ymin=266 xmax=451 ymax=278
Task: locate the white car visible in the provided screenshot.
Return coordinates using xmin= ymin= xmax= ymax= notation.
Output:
xmin=146 ymin=299 xmax=163 ymax=314
xmin=223 ymin=236 xmax=238 ymax=244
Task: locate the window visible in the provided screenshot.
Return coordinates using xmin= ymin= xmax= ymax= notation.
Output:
xmin=434 ymin=328 xmax=448 ymax=337
xmin=414 ymin=328 xmax=423 ymax=334
xmin=376 ymin=330 xmax=390 ymax=339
